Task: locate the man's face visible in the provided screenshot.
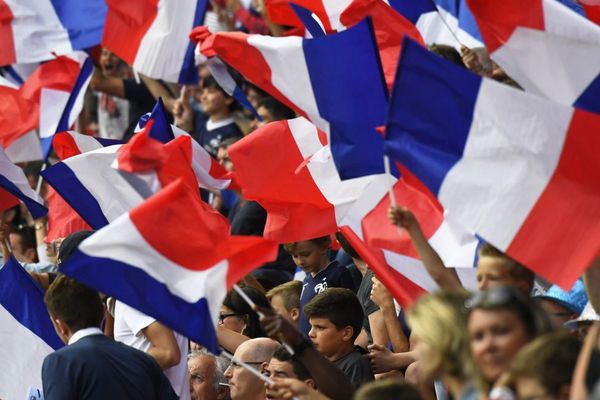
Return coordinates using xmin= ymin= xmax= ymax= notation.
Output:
xmin=223 ymin=344 xmax=267 ymax=400
xmin=264 ymin=358 xmax=297 ymax=400
xmin=189 ymin=355 xmax=219 ymax=400
xmin=9 ymin=233 xmax=34 ymax=263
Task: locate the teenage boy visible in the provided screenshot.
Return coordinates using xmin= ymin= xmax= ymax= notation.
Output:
xmin=303 ymin=288 xmax=374 ymax=388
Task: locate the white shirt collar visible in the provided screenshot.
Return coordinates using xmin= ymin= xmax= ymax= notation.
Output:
xmin=69 ymin=327 xmax=104 ymax=345
xmin=206 ymin=116 xmax=235 ymax=131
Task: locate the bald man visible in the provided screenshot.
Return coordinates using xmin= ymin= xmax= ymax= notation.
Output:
xmin=224 ymin=338 xmax=279 ymax=400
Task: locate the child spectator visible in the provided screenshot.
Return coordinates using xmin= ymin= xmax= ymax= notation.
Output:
xmin=284 ymin=235 xmax=355 ymax=334
xmin=303 ymin=288 xmax=374 ymax=388
xmin=266 ymin=280 xmax=303 ymax=328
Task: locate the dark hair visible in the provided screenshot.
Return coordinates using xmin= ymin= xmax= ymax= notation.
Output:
xmin=354 ymin=379 xmax=422 ymax=400
xmin=283 ymin=235 xmax=331 ymax=254
xmin=200 ymin=75 xmax=239 ymax=112
xmin=222 ymin=286 xmax=270 ymax=338
xmin=272 ymin=345 xmax=312 ymax=381
xmin=10 ymin=225 xmax=36 ymax=251
xmin=334 ymin=231 xmax=360 ymax=260
xmin=303 ymin=288 xmax=363 ymax=341
xmin=466 ymin=286 xmax=553 ymax=340
xmin=58 ymin=230 xmax=95 ymax=266
xmin=478 ymin=243 xmax=534 ymax=290
xmin=428 ymin=44 xmax=465 ymax=67
xmin=44 ymin=275 xmax=104 ymax=332
xmin=257 ymin=97 xmax=295 ymax=121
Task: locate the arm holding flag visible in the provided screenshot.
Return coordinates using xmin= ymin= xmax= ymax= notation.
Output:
xmin=388 ymin=206 xmax=462 ymax=290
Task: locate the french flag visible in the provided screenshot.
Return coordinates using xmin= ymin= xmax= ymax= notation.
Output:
xmin=137 ymin=99 xmax=233 ymax=190
xmin=102 ymin=0 xmax=208 ymax=83
xmin=390 ymin=0 xmax=483 ymax=48
xmin=0 ymin=256 xmax=63 ymax=399
xmin=0 ymin=147 xmax=47 ymax=219
xmin=581 ymin=0 xmax=600 ymax=25
xmin=384 ymin=38 xmax=600 ymax=289
xmin=266 ymin=0 xmax=352 ymax=32
xmin=467 ymin=0 xmax=600 ymax=116
xmin=0 ymin=0 xmax=106 ymax=66
xmin=0 ymin=75 xmax=40 ymax=163
xmin=60 ymin=179 xmax=278 ymax=353
xmin=53 ymin=130 xmax=122 ymax=161
xmin=198 ymin=19 xmax=389 ymax=180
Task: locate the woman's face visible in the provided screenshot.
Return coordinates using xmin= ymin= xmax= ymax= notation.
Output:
xmin=219 ymin=305 xmax=246 ymax=334
xmin=468 ymin=309 xmax=530 ymax=383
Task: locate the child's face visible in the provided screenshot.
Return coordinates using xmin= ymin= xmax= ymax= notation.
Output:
xmin=289 ymin=240 xmax=328 ymax=275
xmin=308 ymin=317 xmax=346 ymax=359
xmin=200 ymin=87 xmax=231 ymax=115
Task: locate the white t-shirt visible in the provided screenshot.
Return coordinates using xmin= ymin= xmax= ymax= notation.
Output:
xmin=114 ymin=301 xmax=190 ymax=400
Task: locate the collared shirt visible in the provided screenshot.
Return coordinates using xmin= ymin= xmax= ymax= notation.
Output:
xmin=68 ymin=327 xmax=104 ymax=345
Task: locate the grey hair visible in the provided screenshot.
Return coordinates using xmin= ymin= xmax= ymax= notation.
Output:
xmin=188 ymin=349 xmax=229 ymax=391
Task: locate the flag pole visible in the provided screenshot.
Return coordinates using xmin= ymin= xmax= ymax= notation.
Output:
xmin=433 ymin=7 xmax=464 ymax=47
xmin=35 ymin=163 xmax=46 ymax=195
xmin=233 ymin=284 xmax=296 ymax=356
xmin=383 ymin=156 xmax=397 ymax=208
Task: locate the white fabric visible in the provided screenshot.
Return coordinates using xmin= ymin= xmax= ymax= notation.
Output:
xmin=39 ymin=89 xmax=70 ymax=139
xmin=206 ymin=116 xmax=235 ymax=131
xmin=114 ymin=301 xmax=190 ymax=400
xmin=97 ymin=96 xmax=130 ymax=140
xmin=0 ymin=305 xmax=54 ymax=400
xmin=0 ymin=147 xmax=44 ymax=205
xmin=5 ymin=131 xmax=42 ymax=163
xmin=68 ymin=327 xmax=103 ymax=345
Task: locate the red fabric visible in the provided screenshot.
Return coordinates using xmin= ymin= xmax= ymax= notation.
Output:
xmin=507 ymin=109 xmax=600 ymax=289
xmin=117 ymin=121 xmax=168 ymax=173
xmin=129 ymin=179 xmax=278 ymax=287
xmin=228 ymin=120 xmax=338 ymax=242
xmin=0 ymin=0 xmax=15 ymax=66
xmin=46 ymin=187 xmax=92 ymax=242
xmin=581 ymin=1 xmax=600 ymax=25
xmin=265 ymin=0 xmax=333 ymax=31
xmin=0 ymin=84 xmax=36 ymax=148
xmin=466 ymin=0 xmax=545 ymax=53
xmin=340 ymin=0 xmax=425 ymax=90
xmin=52 ymin=131 xmax=80 ymax=160
xmin=102 ymin=0 xmax=159 ymax=64
xmin=232 ymin=8 xmax=269 ymax=35
xmin=0 ymin=188 xmax=20 ymax=214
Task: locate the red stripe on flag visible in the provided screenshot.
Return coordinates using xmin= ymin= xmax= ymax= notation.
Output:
xmin=265 ymin=0 xmax=333 ymax=31
xmin=53 ymin=132 xmax=81 ymax=160
xmin=102 ymin=0 xmax=159 ymax=64
xmin=0 ymin=0 xmax=15 ymax=66
xmin=200 ymin=32 xmax=305 ymax=119
xmin=466 ymin=0 xmax=545 ymax=53
xmin=0 ymin=85 xmax=36 ymax=148
xmin=0 ymin=188 xmax=20 ymax=214
xmin=46 ymin=187 xmax=92 ymax=242
xmin=507 ymin=109 xmax=600 ymax=288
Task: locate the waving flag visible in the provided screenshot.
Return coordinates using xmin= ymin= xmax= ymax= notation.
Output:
xmin=228 ymin=117 xmax=380 ymax=242
xmin=0 ymin=0 xmax=106 ymax=66
xmin=60 ymin=180 xmax=278 ymax=353
xmin=53 ymin=130 xmax=122 ymax=161
xmin=0 ymin=147 xmax=47 ymax=218
xmin=137 ymin=99 xmax=233 ymax=190
xmin=581 ymin=0 xmax=600 ymax=25
xmin=199 ymin=19 xmax=388 ymax=180
xmin=0 ymin=256 xmax=63 ymax=400
xmin=384 ymin=38 xmax=600 ymax=289
xmin=467 ymin=0 xmax=600 ymax=115
xmin=0 ymin=75 xmax=40 ymax=162
xmin=390 ymin=0 xmax=482 ymax=47
xmin=102 ymin=0 xmax=208 ymax=83
xmin=265 ymin=0 xmax=351 ymax=32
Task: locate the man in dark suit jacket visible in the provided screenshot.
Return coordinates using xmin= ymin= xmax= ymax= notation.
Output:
xmin=42 ymin=275 xmax=178 ymax=399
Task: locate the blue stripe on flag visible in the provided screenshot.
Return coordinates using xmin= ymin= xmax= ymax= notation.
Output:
xmin=574 ymin=74 xmax=600 ymax=115
xmin=384 ymin=37 xmax=481 ymax=196
xmin=0 ymin=256 xmax=63 ymax=350
xmin=290 ymin=3 xmax=326 ymax=37
xmin=178 ymin=0 xmax=209 ymax=84
xmin=50 ymin=0 xmax=107 ymax=50
xmin=434 ymin=0 xmax=483 ymax=43
xmin=388 ymin=0 xmax=437 ymax=24
xmin=146 ymin=98 xmax=175 ymax=143
xmin=95 ymin=137 xmax=123 ymax=147
xmin=41 ymin=162 xmax=110 ymax=229
xmin=303 ymin=19 xmax=388 ymax=180
xmin=62 ymin=251 xmax=220 ymax=353
xmin=0 ymin=175 xmax=47 ymax=219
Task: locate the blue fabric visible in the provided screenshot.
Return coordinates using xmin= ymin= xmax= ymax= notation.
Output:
xmin=303 ymin=19 xmax=388 ymax=180
xmin=178 ymin=0 xmax=209 ymax=84
xmin=50 ymin=0 xmax=106 ymax=50
xmin=434 ymin=0 xmax=483 ymax=43
xmin=384 ymin=37 xmax=481 ymax=196
xmin=537 ymin=279 xmax=588 ymax=314
xmin=388 ymin=0 xmax=437 ymax=24
xmin=290 ymin=3 xmax=326 ymax=37
xmin=574 ymin=74 xmax=600 ymax=115
xmin=0 ymin=175 xmax=47 ymax=219
xmin=145 ymin=98 xmax=176 ymax=143
xmin=61 ymin=250 xmax=221 ymax=353
xmin=0 ymin=256 xmax=63 ymax=350
xmin=41 ymin=162 xmax=109 ymax=229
